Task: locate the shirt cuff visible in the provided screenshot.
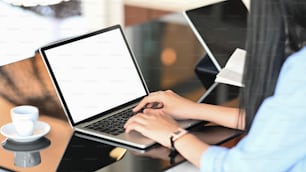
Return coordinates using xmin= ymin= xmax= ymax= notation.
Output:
xmin=200 ymin=145 xmax=229 ymax=172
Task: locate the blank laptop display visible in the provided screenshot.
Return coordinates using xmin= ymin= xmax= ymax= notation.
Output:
xmin=41 ymin=25 xmax=147 ymax=125
xmin=40 ymin=25 xmax=200 ymax=149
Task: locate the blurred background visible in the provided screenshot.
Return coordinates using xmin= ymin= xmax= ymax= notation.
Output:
xmin=0 ymin=0 xmax=235 ymax=65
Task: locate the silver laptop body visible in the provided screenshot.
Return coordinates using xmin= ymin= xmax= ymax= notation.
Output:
xmin=40 ymin=25 xmax=200 ymax=149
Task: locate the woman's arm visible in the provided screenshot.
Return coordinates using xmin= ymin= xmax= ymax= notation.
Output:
xmin=172 ymin=133 xmax=210 ymax=168
xmin=133 ymin=90 xmax=245 ymax=130
xmin=189 ymin=103 xmax=245 ymax=130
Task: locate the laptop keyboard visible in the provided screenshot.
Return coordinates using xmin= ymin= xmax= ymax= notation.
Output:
xmin=86 ymin=107 xmax=135 ymax=136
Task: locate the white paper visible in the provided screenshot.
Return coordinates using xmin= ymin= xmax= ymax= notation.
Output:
xmin=215 ymin=48 xmax=246 ymax=87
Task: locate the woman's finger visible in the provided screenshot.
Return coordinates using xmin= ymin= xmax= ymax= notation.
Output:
xmin=133 ymin=92 xmax=163 ymax=112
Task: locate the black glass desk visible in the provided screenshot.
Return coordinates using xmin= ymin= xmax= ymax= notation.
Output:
xmin=57 ymin=125 xmax=241 ymax=172
xmin=0 ymin=12 xmax=242 ymax=172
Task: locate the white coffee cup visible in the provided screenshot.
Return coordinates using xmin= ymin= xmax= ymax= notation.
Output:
xmin=11 ymin=105 xmax=39 ymax=137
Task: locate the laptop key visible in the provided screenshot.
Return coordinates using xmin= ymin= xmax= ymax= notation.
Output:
xmin=86 ymin=108 xmax=134 ymax=135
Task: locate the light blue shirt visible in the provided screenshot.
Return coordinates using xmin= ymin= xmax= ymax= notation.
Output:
xmin=201 ymin=47 xmax=306 ymax=172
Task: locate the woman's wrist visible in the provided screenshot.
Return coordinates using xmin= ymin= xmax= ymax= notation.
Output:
xmin=168 ymin=128 xmax=189 ymax=164
xmin=165 ymin=128 xmax=188 ymax=148
xmin=170 ymin=128 xmax=188 ymax=142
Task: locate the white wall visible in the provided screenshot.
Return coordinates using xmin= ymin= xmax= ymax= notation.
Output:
xmin=0 ymin=0 xmax=124 ymax=66
xmin=124 ymin=0 xmax=250 ymax=11
xmin=81 ymin=0 xmax=124 ymax=31
xmin=0 ymin=0 xmax=249 ymax=66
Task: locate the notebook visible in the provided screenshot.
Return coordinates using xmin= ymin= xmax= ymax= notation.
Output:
xmin=183 ymin=0 xmax=248 ymax=71
xmin=39 ymin=25 xmax=201 ymax=149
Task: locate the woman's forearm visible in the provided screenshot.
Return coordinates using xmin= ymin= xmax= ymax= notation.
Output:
xmin=174 ymin=133 xmax=210 ymax=168
xmin=172 ymin=104 xmax=245 ymax=167
xmin=189 ymin=103 xmax=245 ymax=130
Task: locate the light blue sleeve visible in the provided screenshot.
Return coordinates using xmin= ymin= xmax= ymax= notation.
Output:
xmin=200 ymin=47 xmax=306 ymax=172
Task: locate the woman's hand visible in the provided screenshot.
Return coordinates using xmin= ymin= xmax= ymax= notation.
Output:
xmin=133 ymin=90 xmax=198 ymax=120
xmin=124 ymin=110 xmax=180 ymax=148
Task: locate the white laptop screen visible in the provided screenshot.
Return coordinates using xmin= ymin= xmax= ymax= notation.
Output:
xmin=41 ymin=26 xmax=148 ymax=124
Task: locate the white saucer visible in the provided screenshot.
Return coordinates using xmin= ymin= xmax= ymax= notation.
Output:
xmin=0 ymin=121 xmax=51 ymax=143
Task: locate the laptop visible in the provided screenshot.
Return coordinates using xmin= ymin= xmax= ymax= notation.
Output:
xmin=39 ymin=25 xmax=201 ymax=149
xmin=184 ymin=0 xmax=248 ymax=71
